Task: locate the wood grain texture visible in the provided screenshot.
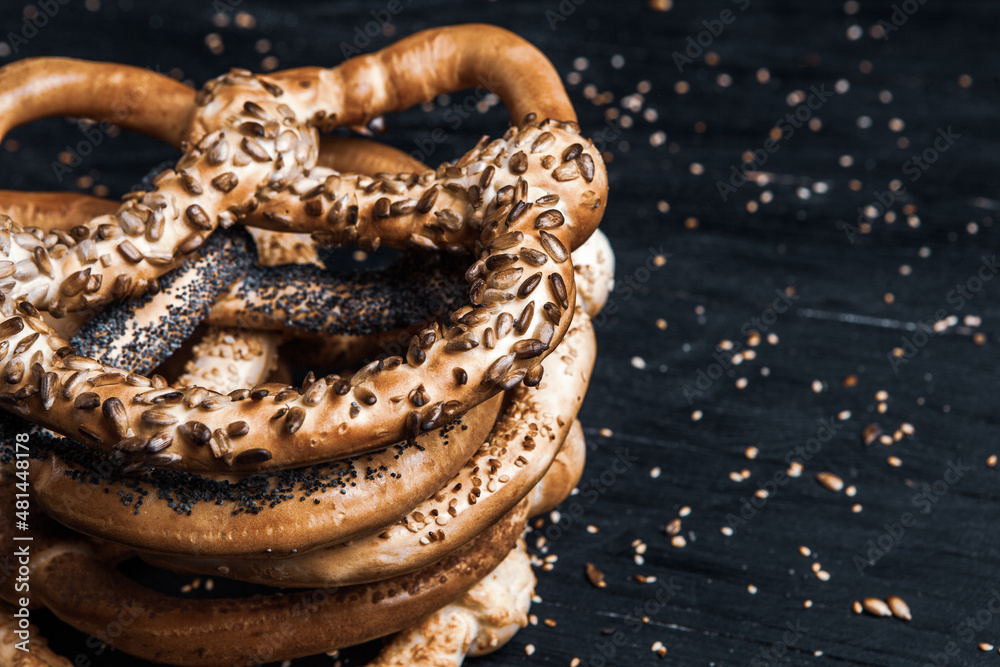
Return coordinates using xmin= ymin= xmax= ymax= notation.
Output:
xmin=1 ymin=0 xmax=998 ymax=665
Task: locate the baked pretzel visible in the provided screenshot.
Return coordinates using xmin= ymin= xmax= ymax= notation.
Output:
xmin=0 ymin=26 xmax=607 ymax=474
xmin=135 ymin=318 xmax=592 ymax=582
xmin=1 ymin=23 xmax=613 ymax=666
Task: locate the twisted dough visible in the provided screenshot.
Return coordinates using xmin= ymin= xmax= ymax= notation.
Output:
xmin=136 ymin=315 xmax=592 ymax=582
xmin=0 ymin=23 xmax=612 ymax=666
xmin=0 ymin=25 xmax=607 ymax=474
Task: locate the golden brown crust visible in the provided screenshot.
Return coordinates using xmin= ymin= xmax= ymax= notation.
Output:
xmin=29 ymin=393 xmax=503 ymax=557
xmin=369 ymin=538 xmax=534 ymax=666
xmin=0 ymin=129 xmax=601 ymax=474
xmin=0 ymin=58 xmax=195 ymax=147
xmin=30 ymin=501 xmax=528 ymax=667
xmin=0 ymin=191 xmax=119 ymax=230
xmin=141 ymin=312 xmax=594 ymax=585
xmin=271 ymin=24 xmax=576 ymax=128
xmin=0 ymin=24 xmax=608 ymax=667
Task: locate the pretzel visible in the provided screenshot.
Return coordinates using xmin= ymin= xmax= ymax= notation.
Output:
xmin=0 ymin=26 xmax=607 ymax=474
xmin=133 ymin=318 xmax=592 ymax=583
xmin=1 ymin=23 xmax=611 ymax=665
xmin=369 ymin=538 xmax=535 ymax=666
xmin=0 ymin=477 xmax=530 ymax=667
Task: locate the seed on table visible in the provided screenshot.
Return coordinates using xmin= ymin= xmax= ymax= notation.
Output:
xmin=862 ymin=597 xmax=892 ymax=617
xmin=852 ymin=601 xmax=863 ymax=614
xmin=886 ymin=595 xmax=911 ymax=621
xmin=585 ymin=562 xmax=606 ymax=588
xmin=816 ymin=472 xmax=844 ymax=491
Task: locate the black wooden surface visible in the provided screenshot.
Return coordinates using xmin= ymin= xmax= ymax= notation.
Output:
xmin=2 ymin=1 xmax=999 ymax=665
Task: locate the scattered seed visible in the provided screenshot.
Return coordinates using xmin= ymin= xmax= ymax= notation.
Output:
xmin=886 ymin=595 xmax=911 ymax=621
xmin=863 ymin=423 xmax=882 ymax=446
xmin=585 ymin=562 xmax=606 ymax=588
xmin=816 ymin=472 xmax=844 ymax=492
xmin=862 ymin=597 xmax=892 ymax=617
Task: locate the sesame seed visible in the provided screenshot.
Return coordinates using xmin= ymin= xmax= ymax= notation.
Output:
xmin=886 ymin=595 xmax=912 ymax=621
xmin=803 ymin=600 xmax=813 ymax=608
xmin=799 ymin=546 xmax=811 ymax=557
xmin=744 ymin=446 xmax=759 ymax=459
xmin=816 ymin=570 xmax=831 ymax=581
xmin=747 ymin=585 xmax=758 ymax=595
xmin=887 ymin=456 xmax=902 ymax=468
xmin=862 ymin=598 xmax=891 ymax=617
xmin=816 ymin=472 xmax=844 ymax=492
xmin=721 ymin=526 xmax=734 ymax=536
xmin=671 ymin=535 xmax=687 ymax=548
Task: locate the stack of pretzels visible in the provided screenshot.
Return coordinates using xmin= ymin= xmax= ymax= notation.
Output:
xmin=0 ymin=24 xmax=614 ymax=666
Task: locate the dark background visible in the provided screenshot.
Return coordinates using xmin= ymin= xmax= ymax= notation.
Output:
xmin=2 ymin=0 xmax=999 ymax=665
